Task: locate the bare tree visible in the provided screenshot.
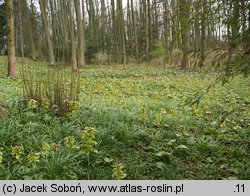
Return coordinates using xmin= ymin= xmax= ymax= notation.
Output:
xmin=74 ymin=0 xmax=85 ymax=67
xmin=179 ymin=0 xmax=190 ymax=69
xmin=6 ymin=0 xmax=16 ymax=77
xmin=39 ymin=0 xmax=55 ymax=65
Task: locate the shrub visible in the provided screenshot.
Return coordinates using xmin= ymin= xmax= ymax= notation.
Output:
xmin=21 ymin=65 xmax=80 ymax=115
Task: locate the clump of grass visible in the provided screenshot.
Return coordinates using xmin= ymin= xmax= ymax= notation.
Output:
xmin=21 ymin=64 xmax=80 ymax=115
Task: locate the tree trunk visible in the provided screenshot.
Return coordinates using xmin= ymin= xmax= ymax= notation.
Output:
xmin=163 ymin=0 xmax=170 ymax=63
xmin=18 ymin=0 xmax=24 ymax=58
xmin=145 ymin=0 xmax=149 ymax=62
xmin=68 ymin=0 xmax=77 ymax=70
xmin=74 ymin=0 xmax=85 ymax=67
xmin=117 ymin=0 xmax=126 ymax=64
xmin=131 ymin=0 xmax=139 ymax=62
xmin=179 ymin=0 xmax=190 ymax=69
xmin=194 ymin=0 xmax=200 ymax=54
xmin=101 ymin=0 xmax=106 ymax=53
xmin=6 ymin=0 xmax=16 ymax=77
xmin=240 ymin=1 xmax=247 ymax=53
xmin=231 ymin=1 xmax=240 ymax=53
xmin=200 ymin=0 xmax=207 ymax=67
xmin=246 ymin=4 xmax=250 ymax=54
xmin=23 ymin=0 xmax=36 ymax=60
xmin=39 ymin=0 xmax=55 ymax=65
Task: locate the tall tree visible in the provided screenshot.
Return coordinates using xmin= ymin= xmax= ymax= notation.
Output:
xmin=145 ymin=0 xmax=149 ymax=62
xmin=17 ymin=0 xmax=24 ymax=58
xmin=22 ymin=0 xmax=36 ymax=60
xmin=110 ymin=0 xmax=117 ymax=61
xmin=131 ymin=0 xmax=139 ymax=61
xmin=68 ymin=0 xmax=77 ymax=70
xmin=39 ymin=0 xmax=55 ymax=65
xmin=200 ymin=0 xmax=207 ymax=67
xmin=6 ymin=0 xmax=16 ymax=77
xmin=179 ymin=0 xmax=190 ymax=69
xmin=163 ymin=0 xmax=170 ymax=61
xmin=247 ymin=5 xmax=250 ymax=54
xmin=74 ymin=0 xmax=85 ymax=67
xmin=117 ymin=0 xmax=126 ymax=64
xmin=230 ymin=1 xmax=240 ymax=55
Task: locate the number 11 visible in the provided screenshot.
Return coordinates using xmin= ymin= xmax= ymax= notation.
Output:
xmin=236 ymin=184 xmax=245 ymax=193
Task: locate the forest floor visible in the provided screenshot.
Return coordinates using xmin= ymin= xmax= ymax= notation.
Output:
xmin=0 ymin=57 xmax=250 ymax=179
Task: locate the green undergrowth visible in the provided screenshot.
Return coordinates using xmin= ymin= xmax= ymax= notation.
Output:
xmin=0 ymin=58 xmax=249 ymax=179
